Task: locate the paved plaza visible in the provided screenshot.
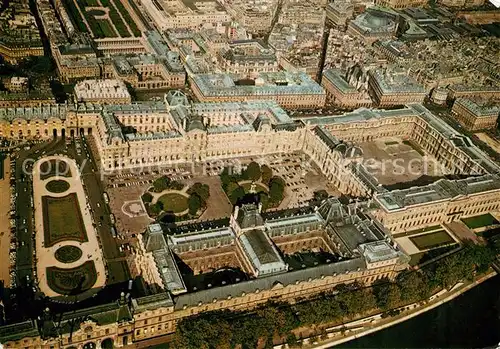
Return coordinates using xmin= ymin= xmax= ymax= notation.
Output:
xmin=32 ymin=156 xmax=106 ymax=297
xmin=359 ymin=137 xmax=444 ymax=186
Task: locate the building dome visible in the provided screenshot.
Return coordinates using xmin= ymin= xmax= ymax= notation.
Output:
xmin=363 ymin=13 xmax=391 ymax=29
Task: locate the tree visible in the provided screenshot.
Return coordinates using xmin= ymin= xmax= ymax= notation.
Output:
xmin=245 ymin=161 xmax=261 ymax=181
xmin=226 ymin=181 xmax=239 ymax=196
xmin=188 ymin=194 xmax=202 ymax=215
xmin=313 ymin=190 xmax=329 ymax=203
xmin=269 ymin=176 xmax=285 ymax=204
xmin=229 ymin=186 xmax=246 ymax=205
xmin=141 ymin=192 xmax=153 ymax=203
xmin=156 ymin=201 xmax=164 ymax=211
xmin=148 ymin=202 xmax=163 ymax=215
xmin=152 ymin=175 xmax=171 ymax=192
xmin=188 ymin=182 xmax=210 ymax=202
xmin=261 ymin=164 xmax=273 ymax=185
xmin=397 ymin=271 xmax=430 ymax=302
xmin=259 ymin=192 xmax=270 ymax=211
xmin=372 ymin=279 xmax=401 ymax=311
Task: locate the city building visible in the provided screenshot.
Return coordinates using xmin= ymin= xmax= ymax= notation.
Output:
xmin=189 ymin=72 xmax=326 ymax=109
xmin=368 ymin=68 xmax=427 ymax=107
xmin=217 ymin=41 xmax=279 ymax=79
xmin=74 ymin=79 xmax=132 ymax=105
xmin=452 ymin=98 xmax=500 ymax=131
xmin=347 ymin=8 xmax=399 ymax=43
xmin=269 ymin=22 xmax=325 ymax=79
xmin=448 ymin=85 xmax=500 ymax=100
xmin=0 ymin=0 xmax=44 ymax=63
xmin=53 ymin=32 xmax=186 ymax=88
xmin=225 ymin=0 xmax=280 ymax=35
xmin=321 ymin=68 xmax=372 ymax=108
xmin=138 ymin=0 xmax=230 ymax=31
xmin=0 ymin=91 xmax=55 ymax=108
xmin=439 ymin=0 xmax=486 ymax=7
xmin=430 ymin=87 xmax=449 ymax=105
xmin=374 ymin=0 xmax=426 ymax=9
xmin=326 ymin=0 xmax=354 ymax=27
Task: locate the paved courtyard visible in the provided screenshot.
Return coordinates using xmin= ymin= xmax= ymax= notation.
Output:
xmin=359 ymin=137 xmax=444 ymax=186
xmin=32 ymin=156 xmax=106 ymax=297
xmin=108 ymin=184 xmax=153 ymax=236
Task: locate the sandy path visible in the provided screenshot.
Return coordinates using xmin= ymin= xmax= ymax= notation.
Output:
xmin=0 ymin=158 xmax=11 ymax=286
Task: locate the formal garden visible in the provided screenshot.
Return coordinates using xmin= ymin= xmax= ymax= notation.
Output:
xmin=220 ymin=161 xmax=285 ymax=210
xmin=40 ymin=159 xmax=71 ymax=180
xmin=141 ymin=176 xmax=210 ymax=220
xmin=45 ymin=179 xmax=70 ymax=193
xmin=42 ymin=194 xmax=88 ymax=247
xmin=46 ymin=261 xmax=97 ymax=295
xmin=61 ymin=0 xmax=141 ymax=39
xmin=54 ymin=245 xmax=83 ymax=264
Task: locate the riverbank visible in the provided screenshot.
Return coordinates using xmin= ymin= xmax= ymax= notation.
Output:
xmin=298 ymin=271 xmax=498 ymax=349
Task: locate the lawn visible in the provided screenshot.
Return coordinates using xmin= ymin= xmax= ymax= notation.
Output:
xmin=45 ymin=180 xmax=70 ymax=193
xmin=46 ymin=261 xmax=97 ymax=295
xmin=462 ymin=214 xmax=499 ymax=230
xmin=158 ymin=193 xmax=188 ymax=213
xmin=42 ymin=194 xmax=88 ymax=247
xmin=410 ymin=230 xmax=455 ymax=251
xmin=54 ymin=245 xmax=83 ymax=263
xmin=99 ymin=0 xmax=132 ymax=37
xmin=40 ymin=159 xmax=72 ymax=180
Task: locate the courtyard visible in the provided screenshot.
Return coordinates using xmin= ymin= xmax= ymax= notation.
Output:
xmin=359 ymin=137 xmax=444 ymax=186
xmin=394 ymin=225 xmax=460 ymax=266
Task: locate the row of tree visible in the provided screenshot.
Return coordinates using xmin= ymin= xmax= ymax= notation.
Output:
xmin=173 ymin=242 xmax=498 ymax=348
xmin=151 ymin=175 xmax=184 ymax=193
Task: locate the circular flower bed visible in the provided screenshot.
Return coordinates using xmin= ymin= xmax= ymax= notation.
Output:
xmin=45 ymin=180 xmax=70 ymax=193
xmin=46 ymin=261 xmax=97 ymax=295
xmin=54 ymin=245 xmax=83 ymax=264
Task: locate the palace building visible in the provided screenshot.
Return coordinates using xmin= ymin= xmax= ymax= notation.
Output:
xmin=1 ymin=93 xmax=500 ymax=348
xmin=1 ymin=198 xmax=409 ymax=348
xmin=189 ymin=72 xmax=326 ymax=109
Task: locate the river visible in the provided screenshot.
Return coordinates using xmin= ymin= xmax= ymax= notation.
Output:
xmin=339 ymin=274 xmax=500 ymax=348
